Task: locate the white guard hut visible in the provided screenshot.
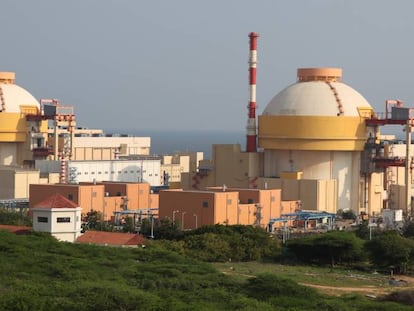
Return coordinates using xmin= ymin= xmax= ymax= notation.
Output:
xmin=32 ymin=193 xmax=82 ymax=242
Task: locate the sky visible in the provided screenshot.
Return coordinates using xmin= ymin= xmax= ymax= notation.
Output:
xmin=2 ymin=0 xmax=414 ymax=134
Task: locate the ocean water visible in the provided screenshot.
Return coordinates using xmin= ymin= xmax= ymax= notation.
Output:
xmin=105 ymin=129 xmax=246 ymax=159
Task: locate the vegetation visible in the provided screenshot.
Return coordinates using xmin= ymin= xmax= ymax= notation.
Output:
xmin=337 ymin=209 xmax=357 ymax=220
xmin=0 ymin=230 xmax=413 ymax=310
xmin=140 ymin=222 xmax=281 ymax=262
xmin=0 ymin=209 xmax=32 ymax=226
xmin=365 ymin=231 xmax=414 ymax=274
xmin=286 ymin=231 xmax=366 ymax=267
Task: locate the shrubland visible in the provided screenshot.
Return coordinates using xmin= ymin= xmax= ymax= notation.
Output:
xmin=0 ymin=229 xmax=413 ymax=310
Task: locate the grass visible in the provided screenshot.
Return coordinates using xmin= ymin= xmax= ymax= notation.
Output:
xmin=213 ymin=261 xmax=392 ymax=288
xmin=0 ymin=230 xmax=413 ymax=310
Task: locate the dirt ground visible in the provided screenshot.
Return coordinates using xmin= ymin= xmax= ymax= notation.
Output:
xmin=300 ymin=275 xmax=414 ymax=297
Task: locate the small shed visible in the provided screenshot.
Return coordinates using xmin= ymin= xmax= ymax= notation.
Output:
xmin=32 ymin=193 xmax=82 ymax=242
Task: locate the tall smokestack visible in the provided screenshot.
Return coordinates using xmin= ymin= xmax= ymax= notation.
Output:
xmin=246 ymin=32 xmax=259 ymax=152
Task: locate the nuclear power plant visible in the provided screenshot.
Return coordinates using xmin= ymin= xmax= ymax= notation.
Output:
xmin=183 ymin=32 xmax=414 ymax=221
xmin=1 ymin=32 xmax=414 ymax=230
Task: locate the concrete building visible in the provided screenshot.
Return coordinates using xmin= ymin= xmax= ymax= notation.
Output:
xmin=50 ymin=134 xmax=151 ymax=161
xmin=158 ymin=187 xmax=287 ymax=230
xmin=29 ymin=182 xmax=158 ymax=222
xmin=0 ymin=166 xmax=40 ymax=199
xmin=161 ymin=152 xmax=203 ymax=187
xmin=184 ymin=67 xmax=398 ymax=218
xmin=32 ymin=193 xmax=82 ymax=243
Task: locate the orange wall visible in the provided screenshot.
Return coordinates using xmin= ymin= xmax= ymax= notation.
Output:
xmin=149 ymin=194 xmax=159 ymax=208
xmin=213 ymin=191 xmax=239 ymax=225
xmin=103 ymin=196 xmax=124 ymax=221
xmin=159 ymin=189 xmax=276 ymax=229
xmin=209 ymin=187 xmax=282 ymax=228
xmin=29 ymin=184 xmax=105 ymax=216
xmin=237 ymin=203 xmax=257 ymax=225
xmin=159 ymin=190 xmax=216 ymax=229
xmin=136 ymin=183 xmax=150 ymax=209
xmin=30 ymin=182 xmax=154 ymax=222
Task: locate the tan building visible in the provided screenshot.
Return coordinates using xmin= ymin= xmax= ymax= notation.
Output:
xmin=181 ymin=144 xmax=261 ymax=190
xmin=64 ymin=136 xmax=151 ymax=160
xmin=0 ymin=166 xmax=40 ymax=199
xmin=161 ymin=152 xmax=203 ymax=187
xmin=29 ymin=182 xmax=158 ymax=222
xmin=158 ymin=187 xmax=283 ymax=230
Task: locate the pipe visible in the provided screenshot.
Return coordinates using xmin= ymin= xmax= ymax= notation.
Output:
xmin=246 ymin=32 xmax=259 ymax=152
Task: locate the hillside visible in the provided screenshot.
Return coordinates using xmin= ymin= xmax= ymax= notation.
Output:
xmin=0 ymin=230 xmax=412 ymax=310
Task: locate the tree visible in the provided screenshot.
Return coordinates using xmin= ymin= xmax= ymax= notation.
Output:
xmin=354 ymin=221 xmax=370 ymax=240
xmin=287 ymin=231 xmax=365 ymax=267
xmin=82 ymin=210 xmax=102 ymax=231
xmin=402 ymin=221 xmax=414 ymax=238
xmin=365 ymin=231 xmax=414 ymax=274
xmin=151 ymin=217 xmax=183 ymax=240
xmin=122 ymin=216 xmax=136 ymax=233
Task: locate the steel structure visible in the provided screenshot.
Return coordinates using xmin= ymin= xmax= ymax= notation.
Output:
xmin=365 ymin=100 xmax=413 ymax=215
xmin=268 ymin=210 xmax=336 ymax=231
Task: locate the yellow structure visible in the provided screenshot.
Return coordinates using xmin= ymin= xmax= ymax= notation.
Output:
xmin=0 ymin=72 xmax=48 ymax=166
xmin=183 ymin=68 xmax=384 ymax=217
xmin=257 ymin=68 xmax=383 ymax=215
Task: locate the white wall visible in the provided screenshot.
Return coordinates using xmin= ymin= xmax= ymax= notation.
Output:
xmin=68 ymin=160 xmax=161 ymax=186
xmin=32 ymin=207 xmax=82 ymax=243
xmin=0 ymin=143 xmax=17 ymax=165
xmin=263 ymin=149 xmax=360 ymax=211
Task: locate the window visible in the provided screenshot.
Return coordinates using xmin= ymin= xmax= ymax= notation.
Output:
xmin=227 ymin=199 xmax=232 ymax=205
xmin=202 ymin=201 xmax=208 ymax=208
xmin=68 ymin=194 xmax=74 ymax=200
xmin=247 ymin=199 xmax=254 ymax=204
xmin=37 ymin=216 xmax=48 ymax=223
xmin=57 ymin=217 xmax=71 ymax=223
xmin=271 ymin=196 xmax=275 ymax=202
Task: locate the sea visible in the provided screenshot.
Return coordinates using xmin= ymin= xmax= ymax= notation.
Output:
xmin=104 ymin=129 xmax=246 ymax=159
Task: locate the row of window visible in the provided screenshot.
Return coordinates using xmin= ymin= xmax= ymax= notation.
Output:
xmin=37 ymin=217 xmax=71 ymax=223
xmin=76 ymin=171 xmax=157 ymax=176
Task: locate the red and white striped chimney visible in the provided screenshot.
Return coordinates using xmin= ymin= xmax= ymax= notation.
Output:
xmin=246 ymin=32 xmax=259 ymax=152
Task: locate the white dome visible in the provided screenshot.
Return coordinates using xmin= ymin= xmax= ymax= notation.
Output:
xmin=0 ymin=83 xmax=40 ymax=113
xmin=262 ymin=81 xmax=372 ymax=117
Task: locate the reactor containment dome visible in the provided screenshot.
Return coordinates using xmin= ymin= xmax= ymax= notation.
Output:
xmin=259 ymin=68 xmax=373 ymax=151
xmin=258 ymin=68 xmax=375 ymax=212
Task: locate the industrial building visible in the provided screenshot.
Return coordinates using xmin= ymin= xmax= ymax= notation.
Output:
xmin=154 ymin=186 xmax=304 ymax=230
xmin=29 ymin=182 xmax=158 ymax=222
xmin=0 ymin=71 xmax=198 ymax=198
xmin=181 ymin=33 xmax=414 ymax=220
xmin=4 ymin=31 xmax=414 ymax=228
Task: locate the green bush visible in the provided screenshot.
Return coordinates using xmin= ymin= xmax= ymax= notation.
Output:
xmin=287 ymin=231 xmax=366 ymax=267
